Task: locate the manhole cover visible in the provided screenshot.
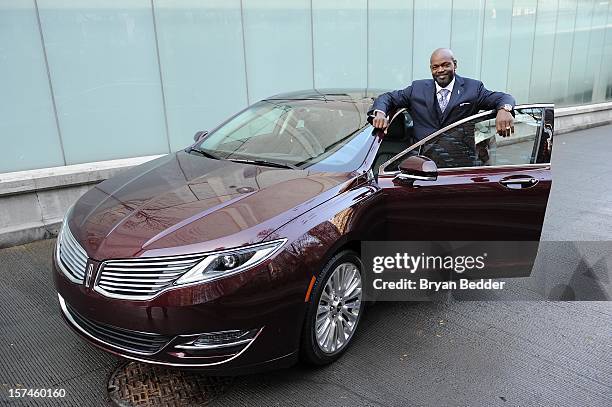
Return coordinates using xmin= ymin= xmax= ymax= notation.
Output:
xmin=108 ymin=361 xmax=234 ymax=406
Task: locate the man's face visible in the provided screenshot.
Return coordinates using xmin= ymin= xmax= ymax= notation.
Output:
xmin=430 ymin=54 xmax=456 ymax=87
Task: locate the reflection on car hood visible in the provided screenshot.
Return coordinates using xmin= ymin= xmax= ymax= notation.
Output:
xmin=69 ymin=152 xmax=353 ymax=260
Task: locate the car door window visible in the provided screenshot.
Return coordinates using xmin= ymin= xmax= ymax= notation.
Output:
xmin=372 ymin=110 xmax=417 ymax=176
xmin=420 ymin=107 xmax=547 ymax=169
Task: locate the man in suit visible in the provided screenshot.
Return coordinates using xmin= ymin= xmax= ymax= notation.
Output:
xmin=369 ymin=48 xmax=516 ymax=140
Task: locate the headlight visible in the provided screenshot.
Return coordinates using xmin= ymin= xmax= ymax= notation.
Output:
xmin=174 ymin=239 xmax=287 ymax=286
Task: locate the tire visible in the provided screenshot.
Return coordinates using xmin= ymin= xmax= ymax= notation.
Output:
xmin=300 ymin=250 xmax=365 ymax=365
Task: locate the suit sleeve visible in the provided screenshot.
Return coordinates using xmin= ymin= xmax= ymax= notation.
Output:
xmin=367 ymin=85 xmax=413 ymax=122
xmin=475 ymin=82 xmax=516 ymax=111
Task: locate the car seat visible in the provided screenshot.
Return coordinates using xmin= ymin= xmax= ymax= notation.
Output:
xmin=372 ymin=112 xmax=416 ymax=175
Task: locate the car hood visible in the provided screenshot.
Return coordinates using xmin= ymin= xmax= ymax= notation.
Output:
xmin=69 ymin=152 xmax=353 ymax=260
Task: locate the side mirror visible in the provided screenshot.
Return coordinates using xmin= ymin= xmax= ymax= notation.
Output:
xmin=394 ymin=155 xmax=438 ymax=183
xmin=193 ymin=130 xmax=208 ymax=142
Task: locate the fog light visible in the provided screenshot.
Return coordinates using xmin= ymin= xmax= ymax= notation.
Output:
xmin=175 ymin=329 xmax=260 ymax=350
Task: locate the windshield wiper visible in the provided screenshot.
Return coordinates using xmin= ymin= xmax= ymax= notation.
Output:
xmin=228 ymin=158 xmax=299 ymax=170
xmin=186 ymin=147 xmax=222 ymax=160
xmin=187 ymin=148 xmax=298 ymax=169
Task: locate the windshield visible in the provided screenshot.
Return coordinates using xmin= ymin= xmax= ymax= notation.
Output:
xmin=196 ymin=99 xmax=372 ymax=172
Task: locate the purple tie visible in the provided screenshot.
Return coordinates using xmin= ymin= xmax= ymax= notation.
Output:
xmin=438 ymin=89 xmax=450 ymax=113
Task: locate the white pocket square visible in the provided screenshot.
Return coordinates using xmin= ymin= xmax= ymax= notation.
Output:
xmin=459 ymin=102 xmax=472 ymax=106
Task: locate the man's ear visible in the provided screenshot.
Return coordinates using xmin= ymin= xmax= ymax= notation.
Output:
xmin=453 ymin=59 xmax=457 ymax=69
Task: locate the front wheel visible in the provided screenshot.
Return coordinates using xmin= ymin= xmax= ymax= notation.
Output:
xmin=300 ymin=250 xmax=365 ymax=365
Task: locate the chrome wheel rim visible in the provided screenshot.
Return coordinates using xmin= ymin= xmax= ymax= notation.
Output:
xmin=315 ymin=262 xmax=362 ymax=354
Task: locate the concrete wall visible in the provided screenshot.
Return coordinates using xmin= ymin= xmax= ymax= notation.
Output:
xmin=555 ymin=102 xmax=612 ymax=134
xmin=1 ymin=103 xmax=611 ymax=249
xmin=0 ymin=155 xmax=163 ymax=248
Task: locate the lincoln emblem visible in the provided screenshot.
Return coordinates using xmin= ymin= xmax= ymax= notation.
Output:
xmin=85 ymin=263 xmax=94 ymax=287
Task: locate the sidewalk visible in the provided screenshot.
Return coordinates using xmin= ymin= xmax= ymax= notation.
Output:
xmin=0 ymin=239 xmax=610 ymax=406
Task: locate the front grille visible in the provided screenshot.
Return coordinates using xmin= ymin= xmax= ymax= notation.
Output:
xmin=58 ymin=225 xmax=88 ymax=283
xmin=95 ymin=254 xmax=204 ymax=300
xmin=64 ymin=301 xmax=171 ymax=355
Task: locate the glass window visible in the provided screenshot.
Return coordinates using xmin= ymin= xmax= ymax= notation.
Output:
xmin=154 ymin=0 xmax=248 ymax=152
xmin=312 ymin=0 xmax=367 ymax=88
xmin=208 ymin=105 xmax=285 ymax=144
xmin=37 ymin=0 xmax=168 ymax=165
xmin=450 ymin=0 xmax=485 ymax=79
xmin=242 ymin=0 xmax=313 ymax=103
xmin=412 ymin=0 xmax=452 ymax=80
xmin=368 ymin=0 xmax=414 ymax=89
xmin=606 ymin=4 xmax=612 ymax=102
xmin=197 ymin=99 xmax=371 ymax=171
xmin=528 ymin=0 xmax=557 ymax=103
xmin=0 ymin=0 xmax=65 ymax=172
xmin=480 ymin=0 xmax=513 ymax=92
xmin=549 ymin=0 xmax=578 ymax=105
xmin=587 ymin=0 xmax=610 ymax=103
xmin=418 ymin=107 xmax=546 ymax=169
xmin=567 ymin=0 xmax=596 ymax=105
xmin=506 ymin=0 xmax=537 ymax=104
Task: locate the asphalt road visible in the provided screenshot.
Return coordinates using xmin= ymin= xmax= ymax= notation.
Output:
xmin=0 ymin=125 xmax=611 ymax=406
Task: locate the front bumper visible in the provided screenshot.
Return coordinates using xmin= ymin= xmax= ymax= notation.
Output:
xmin=53 ymin=246 xmax=306 ymax=373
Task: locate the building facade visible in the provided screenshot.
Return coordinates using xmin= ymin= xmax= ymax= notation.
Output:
xmin=2 ymin=0 xmax=611 ymax=173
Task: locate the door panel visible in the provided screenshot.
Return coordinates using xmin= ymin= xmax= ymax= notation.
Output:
xmin=379 ymin=166 xmax=551 ymax=241
xmin=375 ymin=105 xmax=554 ymax=278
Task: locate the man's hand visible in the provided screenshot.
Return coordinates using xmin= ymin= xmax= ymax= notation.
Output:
xmin=495 ymin=109 xmax=514 ymax=137
xmin=372 ymin=112 xmax=389 ymax=129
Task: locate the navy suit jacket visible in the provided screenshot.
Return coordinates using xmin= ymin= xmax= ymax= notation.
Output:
xmin=368 ymin=75 xmax=516 ymax=140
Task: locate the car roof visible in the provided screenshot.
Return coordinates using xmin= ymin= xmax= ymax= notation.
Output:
xmin=265 ymin=88 xmax=389 ymax=104
xmin=264 ymin=89 xmax=390 ymax=124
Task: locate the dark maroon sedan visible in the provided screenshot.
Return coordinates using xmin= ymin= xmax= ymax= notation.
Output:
xmin=54 ymin=89 xmax=553 ymax=374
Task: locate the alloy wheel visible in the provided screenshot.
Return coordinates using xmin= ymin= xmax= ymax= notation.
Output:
xmin=315 ymin=262 xmax=362 ymax=354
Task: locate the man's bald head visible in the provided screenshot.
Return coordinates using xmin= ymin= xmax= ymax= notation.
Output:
xmin=430 ymin=48 xmax=457 ymax=87
xmin=430 ymin=48 xmax=456 ymax=64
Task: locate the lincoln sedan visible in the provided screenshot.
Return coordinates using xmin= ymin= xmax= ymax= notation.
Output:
xmin=54 ymin=89 xmax=553 ymax=374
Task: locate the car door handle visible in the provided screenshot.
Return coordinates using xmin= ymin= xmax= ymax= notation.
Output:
xmin=499 ymin=176 xmax=539 ymax=189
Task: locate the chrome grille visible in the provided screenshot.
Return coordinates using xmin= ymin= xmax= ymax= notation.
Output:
xmin=95 ymin=254 xmax=204 ymax=300
xmin=62 ymin=299 xmax=171 ymax=355
xmin=58 ymin=225 xmax=88 ymax=283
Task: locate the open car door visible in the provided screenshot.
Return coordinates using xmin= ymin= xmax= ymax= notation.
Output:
xmin=375 ymin=104 xmax=554 ymax=278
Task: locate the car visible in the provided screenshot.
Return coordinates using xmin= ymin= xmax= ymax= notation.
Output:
xmin=53 ymin=89 xmax=554 ymax=374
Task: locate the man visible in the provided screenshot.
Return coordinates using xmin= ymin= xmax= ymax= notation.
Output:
xmin=369 ymin=48 xmax=515 ymax=140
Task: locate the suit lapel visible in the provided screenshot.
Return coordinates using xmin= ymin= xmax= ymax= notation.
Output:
xmin=441 ymin=75 xmax=465 ymax=123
